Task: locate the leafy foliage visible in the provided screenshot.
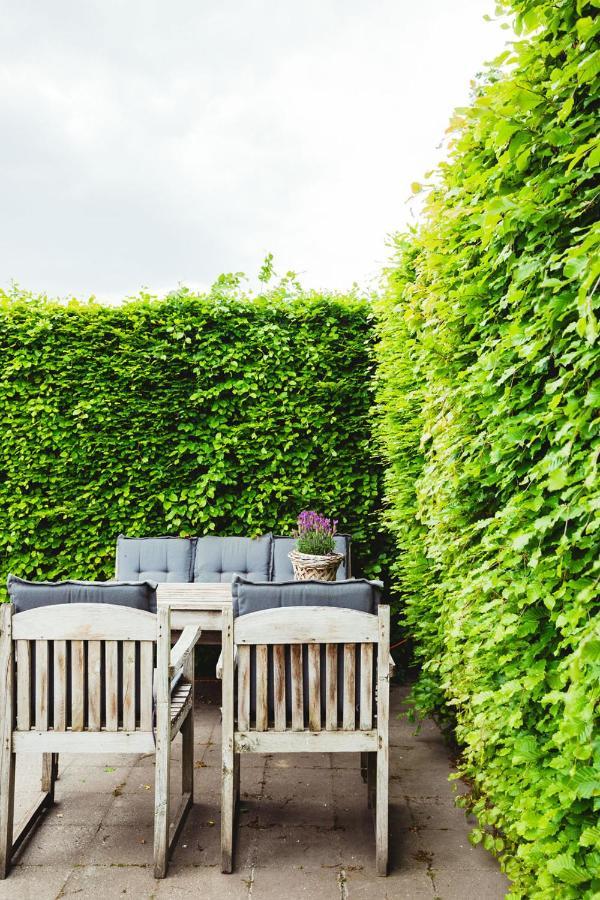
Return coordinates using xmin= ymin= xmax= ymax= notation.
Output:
xmin=376 ymin=0 xmax=600 ymax=896
xmin=0 ymin=281 xmax=387 ymax=595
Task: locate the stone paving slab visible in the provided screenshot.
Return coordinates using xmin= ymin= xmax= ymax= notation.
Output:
xmin=0 ymin=686 xmax=510 ymax=899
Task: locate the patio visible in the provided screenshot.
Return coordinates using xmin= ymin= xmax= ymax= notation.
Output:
xmin=1 ymin=685 xmax=509 ymax=900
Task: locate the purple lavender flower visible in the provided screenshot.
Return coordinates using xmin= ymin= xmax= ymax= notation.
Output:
xmin=294 ymin=510 xmax=339 ymax=555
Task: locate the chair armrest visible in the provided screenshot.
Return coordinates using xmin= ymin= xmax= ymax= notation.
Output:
xmin=216 ymin=647 xmax=237 ymax=680
xmin=169 ymin=625 xmax=202 ymax=678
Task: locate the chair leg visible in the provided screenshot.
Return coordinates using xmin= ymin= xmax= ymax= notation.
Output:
xmin=181 ymin=705 xmax=194 ymax=801
xmin=234 ymin=753 xmax=240 ymax=810
xmin=360 ymin=752 xmax=368 ymax=783
xmin=367 ymin=751 xmax=376 ymax=809
xmin=153 ymin=726 xmax=171 ymax=878
xmin=41 ymin=754 xmax=58 ymax=801
xmin=0 ymin=751 xmax=16 ymax=878
xmin=221 ymin=741 xmax=235 ymax=873
xmin=375 ymin=747 xmax=389 ymax=876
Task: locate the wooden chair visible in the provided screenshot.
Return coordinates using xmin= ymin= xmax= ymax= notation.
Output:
xmin=219 ymin=602 xmax=391 ymax=875
xmin=0 ymin=603 xmax=200 ymax=878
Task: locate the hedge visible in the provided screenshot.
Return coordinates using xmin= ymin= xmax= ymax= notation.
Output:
xmin=376 ymin=0 xmax=599 ymax=896
xmin=0 ymin=282 xmax=387 ymax=595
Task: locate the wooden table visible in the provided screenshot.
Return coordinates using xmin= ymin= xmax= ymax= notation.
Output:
xmin=157 ymin=583 xmax=232 ymax=635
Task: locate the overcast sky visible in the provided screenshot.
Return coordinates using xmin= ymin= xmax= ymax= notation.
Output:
xmin=1 ymin=1 xmax=508 ymax=300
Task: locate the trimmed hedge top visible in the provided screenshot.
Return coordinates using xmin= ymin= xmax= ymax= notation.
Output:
xmin=0 ymin=285 xmax=386 ymax=595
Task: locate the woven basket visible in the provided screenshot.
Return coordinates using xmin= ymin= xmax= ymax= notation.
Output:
xmin=288 ymin=549 xmax=345 ymax=582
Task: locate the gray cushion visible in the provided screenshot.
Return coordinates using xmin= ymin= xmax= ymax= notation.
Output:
xmin=231 ymin=575 xmax=379 ymax=617
xmin=194 ymin=535 xmax=272 ymax=583
xmin=271 ymin=534 xmax=351 ymax=582
xmin=116 ymin=535 xmax=195 ymax=583
xmin=7 ymin=575 xmax=158 ymax=614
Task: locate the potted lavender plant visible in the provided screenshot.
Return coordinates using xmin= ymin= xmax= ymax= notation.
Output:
xmin=288 ymin=510 xmax=344 ymax=581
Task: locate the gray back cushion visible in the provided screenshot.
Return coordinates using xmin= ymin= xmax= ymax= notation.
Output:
xmin=231 ymin=575 xmax=378 ymax=617
xmin=7 ymin=575 xmax=158 ymax=614
xmin=194 ymin=535 xmax=272 ymax=583
xmin=116 ymin=535 xmax=195 ymax=583
xmin=271 ymin=534 xmax=351 ymax=582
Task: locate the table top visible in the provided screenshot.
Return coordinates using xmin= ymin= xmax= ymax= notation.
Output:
xmin=156 ymin=582 xmax=232 ymax=611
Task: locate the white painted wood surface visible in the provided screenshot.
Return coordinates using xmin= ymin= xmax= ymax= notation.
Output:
xmin=376 ymin=604 xmax=390 ymax=875
xmin=13 ymin=604 xmax=157 ymax=641
xmin=235 ymin=606 xmax=379 ymax=645
xmin=220 ymin=604 xmax=235 ymax=873
xmin=0 ymin=605 xmax=15 ymax=878
xmin=235 ymin=730 xmax=378 ymax=753
xmin=153 ymin=605 xmax=171 ymax=878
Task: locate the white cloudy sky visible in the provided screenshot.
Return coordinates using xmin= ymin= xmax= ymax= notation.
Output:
xmin=1 ymin=1 xmax=509 ymax=300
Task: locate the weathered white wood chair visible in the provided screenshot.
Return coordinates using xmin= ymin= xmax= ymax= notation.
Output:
xmin=0 ymin=603 xmax=200 ymax=878
xmin=219 ymin=601 xmax=391 ymax=875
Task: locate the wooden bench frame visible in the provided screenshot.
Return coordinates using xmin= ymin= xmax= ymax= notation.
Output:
xmin=219 ymin=603 xmax=390 ymax=875
xmin=0 ymin=603 xmax=201 ymax=879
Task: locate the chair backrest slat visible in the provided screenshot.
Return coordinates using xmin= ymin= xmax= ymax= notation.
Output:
xmin=16 ymin=641 xmax=31 ymax=732
xmin=308 ymin=644 xmax=321 ymax=732
xmin=88 ymin=641 xmax=102 ymax=730
xmin=255 ymin=645 xmax=268 ymax=732
xmin=343 ymin=644 xmax=356 ymax=731
xmin=71 ymin=640 xmax=85 ymax=731
xmin=139 ymin=642 xmax=154 ymax=732
xmin=54 ymin=640 xmax=67 ymax=731
xmin=290 ymin=645 xmax=304 ymax=731
xmin=122 ymin=641 xmax=137 ymax=731
xmin=325 ymin=644 xmax=338 ymax=731
xmin=360 ymin=644 xmax=373 ymax=730
xmin=273 ymin=645 xmax=286 ymax=732
xmin=35 ymin=640 xmax=49 ymax=730
xmin=105 ymin=641 xmax=119 ymax=731
xmin=237 ymin=645 xmax=250 ymax=731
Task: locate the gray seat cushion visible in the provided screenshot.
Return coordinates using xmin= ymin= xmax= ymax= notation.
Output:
xmin=7 ymin=575 xmax=158 ymax=614
xmin=116 ymin=535 xmax=195 ymax=583
xmin=231 ymin=575 xmax=379 ymax=617
xmin=271 ymin=534 xmax=351 ymax=582
xmin=194 ymin=535 xmax=272 ymax=583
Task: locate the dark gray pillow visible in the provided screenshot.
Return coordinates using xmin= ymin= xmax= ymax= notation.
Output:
xmin=116 ymin=535 xmax=195 ymax=583
xmin=194 ymin=535 xmax=272 ymax=583
xmin=7 ymin=575 xmax=158 ymax=614
xmin=231 ymin=575 xmax=379 ymax=617
xmin=271 ymin=534 xmax=351 ymax=582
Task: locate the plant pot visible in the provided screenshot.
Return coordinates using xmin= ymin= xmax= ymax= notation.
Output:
xmin=288 ymin=549 xmax=345 ymax=582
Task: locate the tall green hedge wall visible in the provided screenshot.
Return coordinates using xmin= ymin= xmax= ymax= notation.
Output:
xmin=376 ymin=0 xmax=599 ymax=897
xmin=0 ymin=285 xmax=386 ymax=594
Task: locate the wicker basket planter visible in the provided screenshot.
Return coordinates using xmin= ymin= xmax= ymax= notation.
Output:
xmin=288 ymin=549 xmax=345 ymax=582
